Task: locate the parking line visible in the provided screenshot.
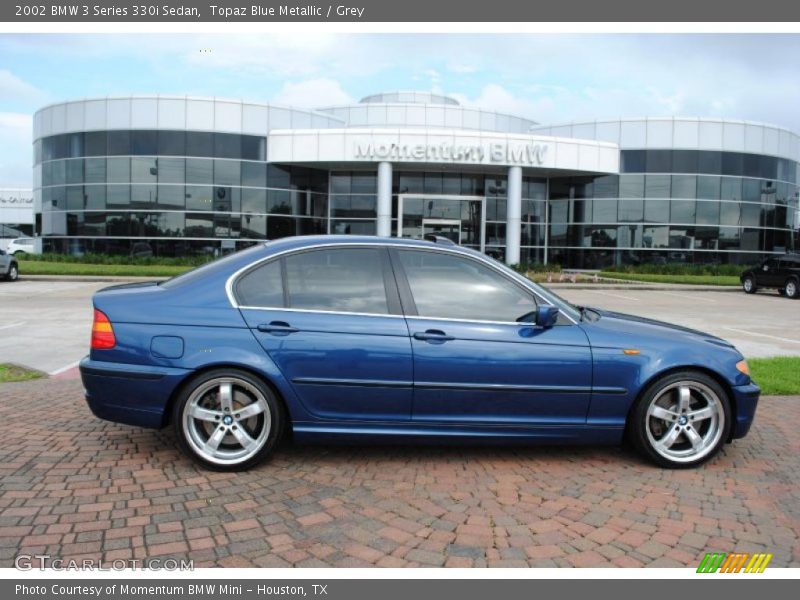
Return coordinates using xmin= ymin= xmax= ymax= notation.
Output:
xmin=723 ymin=327 xmax=800 ymax=345
xmin=593 ymin=290 xmax=640 ymax=301
xmin=49 ymin=360 xmax=81 ymax=376
xmin=657 ymin=291 xmax=717 ymax=303
xmin=0 ymin=321 xmax=26 ymax=331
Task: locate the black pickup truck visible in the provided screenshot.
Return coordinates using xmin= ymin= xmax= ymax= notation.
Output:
xmin=740 ymin=254 xmax=800 ymax=298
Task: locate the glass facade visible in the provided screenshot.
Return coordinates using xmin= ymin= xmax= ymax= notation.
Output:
xmin=544 ymin=150 xmax=798 ymax=268
xmin=34 ymin=130 xmax=800 ymax=266
xmin=37 ymin=130 xmax=329 ymax=257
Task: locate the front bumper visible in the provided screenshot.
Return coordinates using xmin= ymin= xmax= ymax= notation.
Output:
xmin=80 ymin=357 xmax=192 ymax=429
xmin=731 ymin=382 xmax=761 ymax=439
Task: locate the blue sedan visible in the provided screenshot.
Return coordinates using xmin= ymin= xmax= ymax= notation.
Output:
xmin=80 ymin=236 xmax=760 ymax=470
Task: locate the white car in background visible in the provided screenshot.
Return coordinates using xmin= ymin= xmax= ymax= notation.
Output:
xmin=6 ymin=237 xmax=36 ymax=255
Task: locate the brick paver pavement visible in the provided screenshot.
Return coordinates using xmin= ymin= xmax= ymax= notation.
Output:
xmin=1 ymin=378 xmax=798 ymax=568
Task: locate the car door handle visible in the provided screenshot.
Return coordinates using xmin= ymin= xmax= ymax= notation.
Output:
xmin=413 ymin=329 xmax=455 ymax=342
xmin=257 ymin=321 xmax=299 ymax=335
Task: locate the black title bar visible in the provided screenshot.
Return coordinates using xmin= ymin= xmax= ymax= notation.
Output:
xmin=5 ymin=0 xmax=800 ymax=22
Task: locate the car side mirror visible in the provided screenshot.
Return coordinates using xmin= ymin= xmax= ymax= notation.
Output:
xmin=535 ymin=305 xmax=560 ymax=328
xmin=763 ymin=265 xmax=769 ymax=271
xmin=518 ymin=305 xmax=559 ymax=327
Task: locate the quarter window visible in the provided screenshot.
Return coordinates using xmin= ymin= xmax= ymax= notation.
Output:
xmin=397 ymin=250 xmax=536 ymax=322
xmin=285 ymin=248 xmax=390 ymax=315
xmin=235 ymin=260 xmax=284 ymax=308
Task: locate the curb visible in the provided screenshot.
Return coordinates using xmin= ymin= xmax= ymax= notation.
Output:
xmin=547 ymin=283 xmax=741 ymax=292
xmin=19 ymin=274 xmax=169 ymax=283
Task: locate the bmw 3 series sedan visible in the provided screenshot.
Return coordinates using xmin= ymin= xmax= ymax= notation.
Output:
xmin=80 ymin=236 xmax=760 ymax=470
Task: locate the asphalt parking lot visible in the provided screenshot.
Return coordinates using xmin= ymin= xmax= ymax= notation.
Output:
xmin=557 ymin=286 xmax=800 ymax=358
xmin=0 ymin=279 xmax=798 ymax=375
xmin=0 ymin=377 xmax=798 ymax=568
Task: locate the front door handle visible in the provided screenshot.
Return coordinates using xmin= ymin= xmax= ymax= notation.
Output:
xmin=257 ymin=321 xmax=299 ymax=335
xmin=413 ymin=329 xmax=455 ymax=343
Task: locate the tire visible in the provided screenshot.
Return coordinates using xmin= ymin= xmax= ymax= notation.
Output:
xmin=741 ymin=275 xmax=756 ymax=294
xmin=628 ymin=370 xmax=732 ymax=468
xmin=5 ymin=263 xmax=18 ymax=282
xmin=785 ymin=278 xmax=799 ymax=299
xmin=172 ymin=368 xmax=283 ymax=471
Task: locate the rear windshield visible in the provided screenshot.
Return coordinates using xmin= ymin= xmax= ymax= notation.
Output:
xmin=159 ymin=244 xmax=266 ymax=289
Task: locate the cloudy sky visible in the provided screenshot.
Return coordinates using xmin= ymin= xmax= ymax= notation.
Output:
xmin=2 ymin=33 xmax=799 ymax=187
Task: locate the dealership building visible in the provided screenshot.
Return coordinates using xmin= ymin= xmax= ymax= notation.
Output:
xmin=0 ymin=188 xmax=35 ymax=251
xmin=32 ymin=91 xmax=800 ymax=266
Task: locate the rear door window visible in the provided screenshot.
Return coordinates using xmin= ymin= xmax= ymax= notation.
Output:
xmin=284 ymin=248 xmax=391 ymax=315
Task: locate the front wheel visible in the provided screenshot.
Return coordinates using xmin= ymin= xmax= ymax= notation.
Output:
xmin=629 ymin=371 xmax=731 ymax=468
xmin=173 ymin=369 xmax=283 ymax=471
xmin=741 ymin=275 xmax=756 ymax=294
xmin=785 ymin=278 xmax=799 ymax=299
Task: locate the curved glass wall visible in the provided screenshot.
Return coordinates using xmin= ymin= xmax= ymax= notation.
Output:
xmin=545 ymin=150 xmax=799 ymax=268
xmin=36 ymin=130 xmax=329 ymax=256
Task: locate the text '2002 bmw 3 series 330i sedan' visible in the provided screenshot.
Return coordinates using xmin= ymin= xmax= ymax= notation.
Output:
xmin=79 ymin=235 xmax=760 ymax=471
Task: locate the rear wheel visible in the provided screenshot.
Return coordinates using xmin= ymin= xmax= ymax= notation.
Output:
xmin=173 ymin=369 xmax=283 ymax=471
xmin=629 ymin=371 xmax=731 ymax=468
xmin=742 ymin=275 xmax=756 ymax=294
xmin=785 ymin=278 xmax=799 ymax=299
xmin=5 ymin=263 xmax=18 ymax=281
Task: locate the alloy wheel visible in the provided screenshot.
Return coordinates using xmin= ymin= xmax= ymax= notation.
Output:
xmin=742 ymin=277 xmax=753 ymax=293
xmin=182 ymin=376 xmax=272 ymax=466
xmin=786 ymin=280 xmax=798 ymax=298
xmin=644 ymin=380 xmax=725 ymax=464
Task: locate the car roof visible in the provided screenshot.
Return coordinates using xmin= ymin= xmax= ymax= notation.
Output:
xmin=260 ymin=235 xmax=480 ymax=257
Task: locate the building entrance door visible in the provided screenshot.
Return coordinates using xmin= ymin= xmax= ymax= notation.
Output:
xmin=422 ymin=218 xmax=461 ymax=243
xmin=398 ymin=194 xmax=485 ymax=252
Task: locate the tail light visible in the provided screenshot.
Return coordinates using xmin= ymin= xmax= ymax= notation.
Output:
xmin=91 ymin=308 xmax=116 ymax=350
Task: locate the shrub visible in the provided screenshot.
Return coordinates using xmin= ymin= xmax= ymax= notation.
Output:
xmin=511 ymin=262 xmax=562 ymax=273
xmin=20 ymin=252 xmax=213 ymax=267
xmin=602 ymin=262 xmax=749 ymax=277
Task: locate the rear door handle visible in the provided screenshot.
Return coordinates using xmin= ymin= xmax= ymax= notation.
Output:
xmin=257 ymin=321 xmax=299 ymax=335
xmin=413 ymin=329 xmax=455 ymax=343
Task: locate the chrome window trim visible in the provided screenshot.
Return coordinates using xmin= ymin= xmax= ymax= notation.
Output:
xmin=236 ymin=305 xmax=407 ymax=320
xmin=225 ymin=241 xmax=578 ymax=325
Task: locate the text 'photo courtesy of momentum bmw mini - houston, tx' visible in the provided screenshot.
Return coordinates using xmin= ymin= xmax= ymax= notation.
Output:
xmin=78 ymin=235 xmax=760 ymax=471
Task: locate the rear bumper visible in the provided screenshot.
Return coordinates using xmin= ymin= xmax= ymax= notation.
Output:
xmin=80 ymin=357 xmax=191 ymax=429
xmin=731 ymin=382 xmax=761 ymax=439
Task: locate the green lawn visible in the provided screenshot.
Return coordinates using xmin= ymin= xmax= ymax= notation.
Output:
xmin=599 ymin=271 xmax=740 ymax=286
xmin=18 ymin=260 xmax=190 ymax=277
xmin=0 ymin=364 xmax=44 ymax=383
xmin=749 ymin=357 xmax=800 ymax=396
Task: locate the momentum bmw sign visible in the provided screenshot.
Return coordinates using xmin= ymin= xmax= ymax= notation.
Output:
xmin=266 ymin=128 xmax=619 ymax=172
xmin=353 ymin=141 xmax=549 ymax=165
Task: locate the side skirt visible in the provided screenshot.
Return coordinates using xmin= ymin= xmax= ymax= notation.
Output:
xmin=291 ymin=422 xmax=624 ymax=446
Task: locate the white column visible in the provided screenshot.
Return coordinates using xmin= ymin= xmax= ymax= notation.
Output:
xmin=376 ymin=161 xmax=392 ymax=237
xmin=506 ymin=165 xmax=522 ymax=266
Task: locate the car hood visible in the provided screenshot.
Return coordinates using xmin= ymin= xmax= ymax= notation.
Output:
xmin=582 ymin=307 xmax=738 ymax=351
